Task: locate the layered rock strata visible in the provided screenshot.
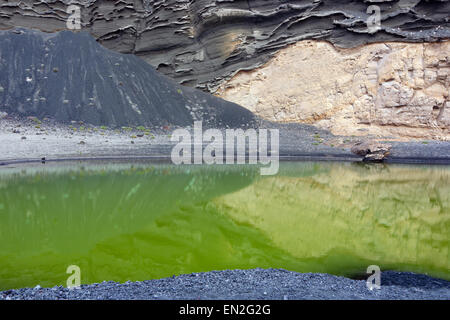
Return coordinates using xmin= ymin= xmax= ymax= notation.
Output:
xmin=216 ymin=40 xmax=450 ymax=139
xmin=0 ymin=0 xmax=449 ymax=92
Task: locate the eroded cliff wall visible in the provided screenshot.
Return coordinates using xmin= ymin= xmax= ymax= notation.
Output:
xmin=216 ymin=40 xmax=450 ymax=140
xmin=1 ymin=0 xmax=449 ymax=138
xmin=1 ymin=0 xmax=449 ymax=92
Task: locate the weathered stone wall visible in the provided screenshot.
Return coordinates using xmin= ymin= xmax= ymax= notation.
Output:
xmin=216 ymin=40 xmax=450 ymax=139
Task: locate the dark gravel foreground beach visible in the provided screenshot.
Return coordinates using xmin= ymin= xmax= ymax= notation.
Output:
xmin=1 ymin=269 xmax=449 ymax=300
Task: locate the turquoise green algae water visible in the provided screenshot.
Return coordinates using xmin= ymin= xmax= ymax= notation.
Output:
xmin=0 ymin=161 xmax=448 ymax=290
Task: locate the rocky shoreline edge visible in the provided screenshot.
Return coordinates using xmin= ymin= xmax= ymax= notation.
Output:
xmin=1 ymin=117 xmax=449 ymax=165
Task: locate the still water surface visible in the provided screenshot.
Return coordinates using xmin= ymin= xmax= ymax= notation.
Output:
xmin=0 ymin=161 xmax=448 ymax=290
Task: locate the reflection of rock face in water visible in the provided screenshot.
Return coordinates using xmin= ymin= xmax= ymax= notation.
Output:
xmin=214 ymin=163 xmax=450 ymax=279
xmin=0 ymin=164 xmax=259 ymax=253
xmin=0 ymin=164 xmax=265 ymax=289
xmin=0 ymin=162 xmax=448 ymax=290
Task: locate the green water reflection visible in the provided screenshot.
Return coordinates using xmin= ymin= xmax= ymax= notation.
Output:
xmin=0 ymin=162 xmax=448 ymax=290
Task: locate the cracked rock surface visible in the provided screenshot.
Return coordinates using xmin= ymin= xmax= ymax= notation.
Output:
xmin=0 ymin=0 xmax=449 ymax=92
xmin=216 ymin=40 xmax=450 ymax=140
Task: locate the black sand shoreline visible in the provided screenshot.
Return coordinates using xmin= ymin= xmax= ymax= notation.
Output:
xmin=1 ymin=116 xmax=449 ymax=165
xmin=1 ymin=154 xmax=450 ymax=168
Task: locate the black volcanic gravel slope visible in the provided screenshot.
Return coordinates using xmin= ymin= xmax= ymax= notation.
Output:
xmin=0 ymin=28 xmax=256 ymax=128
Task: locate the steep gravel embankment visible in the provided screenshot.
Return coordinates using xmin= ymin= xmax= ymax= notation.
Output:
xmin=0 ymin=28 xmax=256 ymax=128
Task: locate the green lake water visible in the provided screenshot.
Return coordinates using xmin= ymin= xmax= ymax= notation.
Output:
xmin=0 ymin=161 xmax=448 ymax=290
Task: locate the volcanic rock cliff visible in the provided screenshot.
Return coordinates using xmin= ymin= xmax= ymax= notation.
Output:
xmin=1 ymin=0 xmax=449 ymax=91
xmin=216 ymin=40 xmax=450 ymax=140
xmin=1 ymin=0 xmax=449 ymax=138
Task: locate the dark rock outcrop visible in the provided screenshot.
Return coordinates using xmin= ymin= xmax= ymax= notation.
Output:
xmin=351 ymin=140 xmax=392 ymax=162
xmin=0 ymin=28 xmax=256 ymax=127
xmin=1 ymin=0 xmax=449 ymax=92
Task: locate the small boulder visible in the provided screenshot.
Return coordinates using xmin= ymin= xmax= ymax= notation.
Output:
xmin=351 ymin=140 xmax=392 ymax=162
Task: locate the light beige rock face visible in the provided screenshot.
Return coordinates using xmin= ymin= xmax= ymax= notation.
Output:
xmin=216 ymin=40 xmax=450 ymax=140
